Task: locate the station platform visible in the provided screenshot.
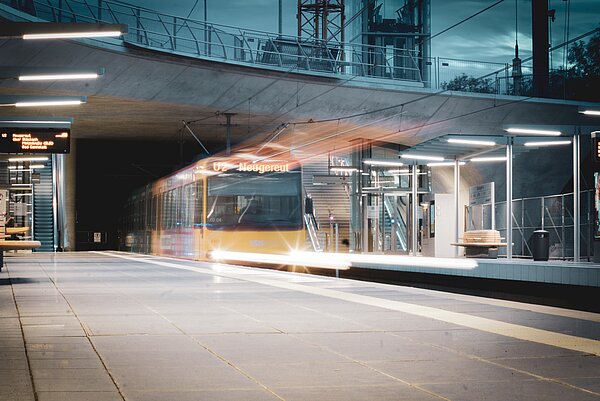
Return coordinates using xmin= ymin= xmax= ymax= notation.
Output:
xmin=1 ymin=251 xmax=599 ymax=401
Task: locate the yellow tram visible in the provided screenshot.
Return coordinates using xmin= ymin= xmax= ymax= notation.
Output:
xmin=121 ymin=151 xmax=305 ymax=260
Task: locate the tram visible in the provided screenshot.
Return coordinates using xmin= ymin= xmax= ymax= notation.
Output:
xmin=120 ymin=150 xmax=305 ymax=260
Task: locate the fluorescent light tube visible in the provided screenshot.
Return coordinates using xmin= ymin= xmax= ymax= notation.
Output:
xmin=401 ymin=154 xmax=445 ymax=161
xmin=19 ymin=73 xmax=99 ymax=81
xmin=427 ymin=162 xmax=467 ymax=167
xmin=9 ymin=157 xmax=49 ymax=162
xmin=447 ymin=138 xmax=496 ymax=146
xmin=363 ymin=159 xmax=404 ymax=166
xmin=330 ymin=167 xmax=358 ymax=172
xmin=15 ymin=100 xmax=82 ymax=107
xmin=23 ymin=31 xmax=122 ymax=40
xmin=580 ymin=110 xmax=600 ymax=116
xmin=524 ymin=140 xmax=572 ymax=147
xmin=470 ymin=157 xmax=507 ymax=162
xmin=505 ymin=128 xmax=561 ymax=136
xmin=0 ymin=120 xmax=71 ymax=125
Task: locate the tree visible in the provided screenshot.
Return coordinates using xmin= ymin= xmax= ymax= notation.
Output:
xmin=547 ymin=28 xmax=600 ymax=101
xmin=441 ymin=73 xmax=496 ymax=94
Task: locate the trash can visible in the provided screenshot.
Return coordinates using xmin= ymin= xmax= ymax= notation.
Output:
xmin=532 ymin=230 xmax=549 ymax=261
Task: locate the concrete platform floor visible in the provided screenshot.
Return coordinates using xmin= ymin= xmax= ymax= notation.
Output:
xmin=1 ymin=251 xmax=599 ymax=401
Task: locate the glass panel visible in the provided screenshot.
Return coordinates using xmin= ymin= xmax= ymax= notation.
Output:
xmin=194 ymin=180 xmax=204 ymax=227
xmin=207 ymin=171 xmax=301 ymax=228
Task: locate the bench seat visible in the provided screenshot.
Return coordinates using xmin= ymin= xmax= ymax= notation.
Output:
xmin=0 ymin=240 xmax=41 ymax=271
xmin=451 ymin=230 xmax=507 ymax=259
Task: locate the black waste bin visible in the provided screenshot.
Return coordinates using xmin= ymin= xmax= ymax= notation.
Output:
xmin=532 ymin=230 xmax=549 ymax=261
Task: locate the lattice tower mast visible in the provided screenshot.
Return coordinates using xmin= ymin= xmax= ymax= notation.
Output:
xmin=298 ymin=0 xmax=345 ymax=43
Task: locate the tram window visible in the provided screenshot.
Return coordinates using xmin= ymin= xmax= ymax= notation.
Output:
xmin=161 ymin=192 xmax=170 ymax=229
xmin=169 ymin=190 xmax=176 ymax=229
xmin=206 ymin=172 xmax=301 ymax=228
xmin=193 ymin=180 xmax=204 ymax=227
xmin=182 ymin=184 xmax=193 ymax=228
xmin=150 ymin=195 xmax=157 ymax=230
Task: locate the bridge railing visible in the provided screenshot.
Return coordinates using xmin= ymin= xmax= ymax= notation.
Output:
xmin=5 ymin=0 xmax=425 ymax=84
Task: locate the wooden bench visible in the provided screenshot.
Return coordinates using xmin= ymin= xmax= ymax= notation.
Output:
xmin=451 ymin=229 xmax=507 ymax=259
xmin=0 ymin=240 xmax=41 ymax=271
xmin=6 ymin=227 xmax=30 ymax=236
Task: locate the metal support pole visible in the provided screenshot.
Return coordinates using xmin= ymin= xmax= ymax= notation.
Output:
xmin=278 ymin=0 xmax=283 ymax=37
xmin=454 ymin=159 xmax=460 ymax=257
xmin=506 ymin=137 xmax=513 ymax=259
xmin=573 ymin=129 xmax=580 ymax=262
xmin=411 ymin=163 xmax=419 ymax=256
xmin=223 ymin=113 xmax=235 ymax=156
xmin=204 ymin=0 xmax=208 ymax=54
xmin=52 ymin=155 xmax=68 ymax=252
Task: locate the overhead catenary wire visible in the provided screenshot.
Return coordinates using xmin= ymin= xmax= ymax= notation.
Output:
xmin=423 ymin=0 xmax=506 ymax=44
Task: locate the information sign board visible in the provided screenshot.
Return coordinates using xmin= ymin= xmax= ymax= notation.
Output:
xmin=469 ymin=182 xmax=495 ymax=206
xmin=0 ymin=128 xmax=70 ymax=153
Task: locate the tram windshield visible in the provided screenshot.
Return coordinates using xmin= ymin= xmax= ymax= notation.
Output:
xmin=206 ymin=171 xmax=302 ymax=229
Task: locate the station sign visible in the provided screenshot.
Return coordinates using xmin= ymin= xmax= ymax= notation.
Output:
xmin=0 ymin=128 xmax=70 ymax=154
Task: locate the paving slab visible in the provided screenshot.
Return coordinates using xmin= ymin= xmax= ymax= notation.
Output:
xmin=2 ymin=252 xmax=600 ymax=401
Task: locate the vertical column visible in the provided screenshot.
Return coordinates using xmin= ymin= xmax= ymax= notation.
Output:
xmin=278 ymin=0 xmax=283 ymax=37
xmin=421 ymin=0 xmax=431 ymax=87
xmin=573 ymin=129 xmax=580 ymax=262
xmin=349 ymin=140 xmax=363 ymax=252
xmin=532 ymin=0 xmax=549 ymax=97
xmin=52 ymin=154 xmax=64 ymax=251
xmin=65 ymin=139 xmax=76 ymax=251
xmin=506 ymin=137 xmax=513 ymax=259
xmin=52 ymin=146 xmax=75 ymax=252
xmin=454 ymin=159 xmax=460 ymax=257
xmin=411 ymin=163 xmax=418 ymax=256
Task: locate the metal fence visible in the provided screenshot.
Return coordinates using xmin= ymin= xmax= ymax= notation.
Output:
xmin=4 ymin=0 xmax=425 ymax=83
xmin=468 ymin=190 xmax=594 ymax=260
xmin=4 ymin=0 xmax=595 ymax=95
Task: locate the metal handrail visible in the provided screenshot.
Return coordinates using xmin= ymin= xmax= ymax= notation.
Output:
xmin=304 ymin=214 xmax=322 ymax=252
xmin=4 ymin=0 xmax=425 ymax=84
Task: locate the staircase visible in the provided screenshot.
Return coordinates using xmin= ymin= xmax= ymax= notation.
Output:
xmin=302 ymin=156 xmax=351 ymax=252
xmin=33 ymin=160 xmax=54 ymax=251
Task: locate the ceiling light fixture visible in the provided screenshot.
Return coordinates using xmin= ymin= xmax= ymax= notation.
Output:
xmin=505 ymin=128 xmax=562 ymax=136
xmin=14 ymin=100 xmax=82 ymax=107
xmin=427 ymin=161 xmax=467 ymax=167
xmin=330 ymin=167 xmax=358 ymax=173
xmin=580 ymin=110 xmax=600 ymax=116
xmin=0 ymin=120 xmax=71 ymax=125
xmin=524 ymin=140 xmax=572 ymax=147
xmin=23 ymin=31 xmax=122 ymax=40
xmin=401 ymin=154 xmax=445 ymax=161
xmin=19 ymin=73 xmax=99 ymax=81
xmin=447 ymin=138 xmax=496 ymax=146
xmin=470 ymin=156 xmax=507 ymax=163
xmin=8 ymin=156 xmax=49 ymax=162
xmin=362 ymin=159 xmax=404 ymax=166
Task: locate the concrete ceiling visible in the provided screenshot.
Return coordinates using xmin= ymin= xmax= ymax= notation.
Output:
xmin=0 ymin=34 xmax=598 ymax=161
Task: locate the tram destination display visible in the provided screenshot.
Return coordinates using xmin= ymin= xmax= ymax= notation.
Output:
xmin=0 ymin=128 xmax=70 ymax=154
